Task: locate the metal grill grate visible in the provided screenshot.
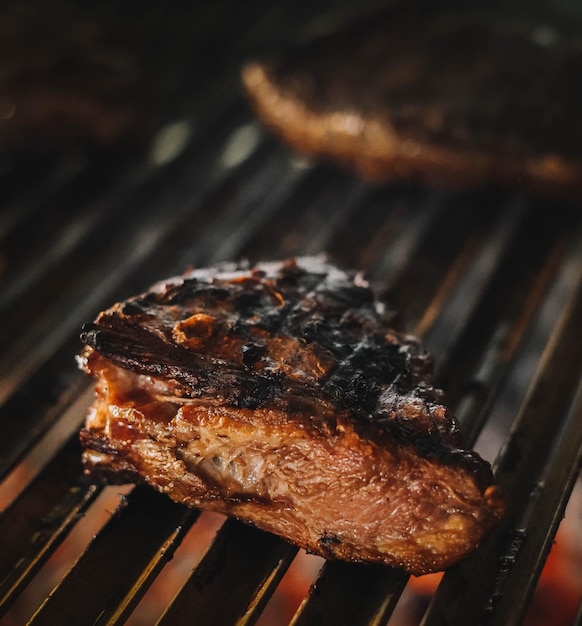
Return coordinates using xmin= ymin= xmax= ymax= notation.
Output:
xmin=1 ymin=1 xmax=582 ymax=625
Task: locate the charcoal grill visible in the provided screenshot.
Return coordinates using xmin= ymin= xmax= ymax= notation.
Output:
xmin=1 ymin=1 xmax=582 ymax=625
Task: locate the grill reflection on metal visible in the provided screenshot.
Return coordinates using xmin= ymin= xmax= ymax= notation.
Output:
xmin=1 ymin=1 xmax=582 ymax=625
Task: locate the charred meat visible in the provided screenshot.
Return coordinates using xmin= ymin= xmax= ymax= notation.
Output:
xmin=242 ymin=2 xmax=582 ymax=194
xmin=78 ymin=256 xmax=503 ymax=575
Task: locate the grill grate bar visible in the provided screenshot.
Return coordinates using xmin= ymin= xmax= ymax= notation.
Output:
xmin=28 ymin=486 xmax=200 ymax=626
xmin=0 ymin=436 xmax=99 ymax=618
xmin=487 ymin=374 xmax=582 ymax=626
xmin=367 ymin=190 xmax=448 ymax=289
xmin=0 ymin=341 xmax=89 ymax=481
xmin=157 ymin=518 xmax=298 ymax=626
xmin=450 ymin=230 xmax=565 ymax=448
xmin=290 ymin=562 xmax=408 ymax=626
xmin=369 ymin=190 xmax=499 ymax=326
xmin=420 ymin=199 xmax=527 ymax=381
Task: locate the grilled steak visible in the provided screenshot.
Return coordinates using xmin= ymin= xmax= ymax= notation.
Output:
xmin=242 ymin=2 xmax=582 ymax=193
xmin=78 ymin=256 xmax=503 ymax=575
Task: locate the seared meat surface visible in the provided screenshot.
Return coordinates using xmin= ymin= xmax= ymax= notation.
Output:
xmin=242 ymin=2 xmax=582 ymax=193
xmin=79 ymin=256 xmax=503 ymax=575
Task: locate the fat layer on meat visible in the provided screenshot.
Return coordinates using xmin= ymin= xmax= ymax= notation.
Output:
xmin=78 ymin=256 xmax=504 ymax=575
